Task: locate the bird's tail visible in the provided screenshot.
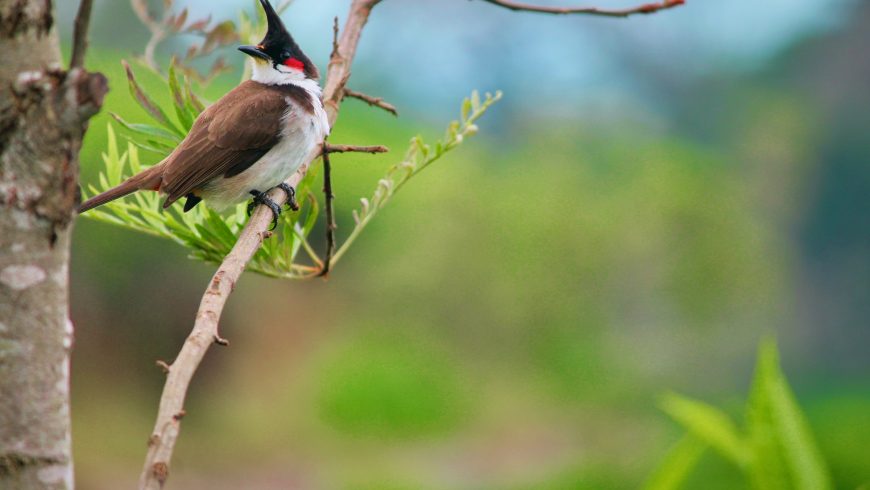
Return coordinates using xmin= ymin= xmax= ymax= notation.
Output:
xmin=78 ymin=164 xmax=164 ymax=213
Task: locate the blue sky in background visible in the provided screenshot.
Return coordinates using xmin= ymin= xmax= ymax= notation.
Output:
xmin=60 ymin=0 xmax=855 ymax=118
xmin=180 ymin=0 xmax=853 ymax=115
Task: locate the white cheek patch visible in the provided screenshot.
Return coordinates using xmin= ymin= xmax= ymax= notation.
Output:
xmin=252 ymin=61 xmax=306 ymax=85
xmin=275 ymin=64 xmax=303 ymax=74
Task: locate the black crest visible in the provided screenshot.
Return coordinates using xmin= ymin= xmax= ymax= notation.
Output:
xmin=256 ymin=0 xmax=317 ymax=79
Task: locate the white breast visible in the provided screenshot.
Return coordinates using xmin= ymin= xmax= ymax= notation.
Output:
xmin=201 ymin=87 xmax=330 ymax=210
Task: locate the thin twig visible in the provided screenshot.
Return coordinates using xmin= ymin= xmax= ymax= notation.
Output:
xmin=479 ymin=0 xmax=685 ymax=17
xmin=130 ymin=0 xmax=167 ymax=72
xmin=319 ymin=142 xmax=336 ymax=277
xmin=138 ymin=1 xmax=383 ymax=488
xmin=70 ymin=0 xmax=95 ymax=69
xmin=331 ymin=16 xmax=340 ymax=59
xmin=155 ymin=360 xmax=171 ymax=374
xmin=343 ymin=88 xmax=399 ymax=116
xmin=318 ymin=144 xmax=388 ymax=278
xmin=324 ymin=144 xmax=389 ymax=154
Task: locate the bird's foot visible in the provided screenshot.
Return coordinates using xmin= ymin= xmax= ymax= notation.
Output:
xmin=276 ymin=183 xmax=299 ymax=211
xmin=247 ymin=189 xmax=283 ymax=230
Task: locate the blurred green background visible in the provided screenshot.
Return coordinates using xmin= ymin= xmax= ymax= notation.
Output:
xmin=60 ymin=0 xmax=868 ymax=488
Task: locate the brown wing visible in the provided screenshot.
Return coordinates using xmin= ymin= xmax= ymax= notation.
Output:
xmin=160 ymin=81 xmax=293 ymax=207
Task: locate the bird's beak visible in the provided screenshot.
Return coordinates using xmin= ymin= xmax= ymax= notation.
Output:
xmin=238 ymin=45 xmax=270 ymax=62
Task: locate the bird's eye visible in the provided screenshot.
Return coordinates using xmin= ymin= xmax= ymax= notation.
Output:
xmin=281 ymin=51 xmax=291 ymax=59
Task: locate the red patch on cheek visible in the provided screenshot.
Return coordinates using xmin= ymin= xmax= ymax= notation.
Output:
xmin=284 ymin=58 xmax=304 ymax=70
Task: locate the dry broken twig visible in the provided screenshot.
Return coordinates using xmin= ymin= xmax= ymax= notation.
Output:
xmin=479 ymin=0 xmax=685 ymax=17
xmin=324 ymin=144 xmax=389 ymax=154
xmin=70 ymin=0 xmax=94 ymax=69
xmin=343 ymin=88 xmax=399 ymax=116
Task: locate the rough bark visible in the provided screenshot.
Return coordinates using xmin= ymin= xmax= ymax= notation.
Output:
xmin=0 ymin=1 xmax=106 ymax=489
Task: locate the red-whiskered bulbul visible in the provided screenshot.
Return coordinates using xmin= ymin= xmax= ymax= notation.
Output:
xmin=79 ymin=0 xmax=329 ymax=224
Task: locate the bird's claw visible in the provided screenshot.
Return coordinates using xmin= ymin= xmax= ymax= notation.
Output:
xmin=277 ymin=183 xmax=299 ymax=211
xmin=247 ymin=189 xmax=282 ymax=230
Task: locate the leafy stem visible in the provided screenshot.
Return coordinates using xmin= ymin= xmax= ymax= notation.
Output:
xmin=82 ymin=84 xmax=501 ymax=279
xmin=331 ymin=90 xmax=502 ymax=266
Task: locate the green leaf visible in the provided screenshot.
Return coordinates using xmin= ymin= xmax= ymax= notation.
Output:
xmin=168 ymin=58 xmax=195 ymax=130
xmin=643 ymin=434 xmax=707 ymax=490
xmin=128 ymin=143 xmax=142 ymax=173
xmin=106 ymin=122 xmax=118 ymax=158
xmin=300 ymin=192 xmax=320 ymax=238
xmin=123 ymin=137 xmax=174 ymax=156
xmin=163 ymin=214 xmax=197 ymax=241
xmin=331 ymin=89 xmax=501 ymax=267
xmin=746 ymin=339 xmax=832 ymax=490
xmin=136 ymin=199 xmax=169 ymax=232
xmin=111 ymin=113 xmax=181 ymax=142
xmin=103 ymin=124 xmax=126 ymax=185
xmin=281 ymin=212 xmax=299 ymax=263
xmin=204 ymin=209 xmax=238 ymax=249
xmin=263 ymin=226 xmax=280 ymax=257
xmin=183 ymin=75 xmax=205 ymax=115
xmin=97 ymin=172 xmax=110 ymax=191
xmin=659 ymin=392 xmax=749 ymax=468
xmin=122 ymin=60 xmax=185 ymax=136
xmin=194 ymin=223 xmax=229 ymax=255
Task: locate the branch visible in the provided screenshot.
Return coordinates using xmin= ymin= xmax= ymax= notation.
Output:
xmin=343 ymin=88 xmax=399 ymax=116
xmin=324 ymin=144 xmax=389 ymax=154
xmin=319 ymin=142 xmax=336 ymax=277
xmin=478 ymin=0 xmax=685 ymax=17
xmin=70 ymin=0 xmax=95 ymax=69
xmin=138 ymin=1 xmax=383 ymax=488
xmin=130 ymin=0 xmax=167 ymax=72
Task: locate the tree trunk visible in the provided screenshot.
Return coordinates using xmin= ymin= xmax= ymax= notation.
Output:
xmin=0 ymin=1 xmax=106 ymax=488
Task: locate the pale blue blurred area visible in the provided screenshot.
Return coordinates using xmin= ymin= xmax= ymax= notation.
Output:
xmin=58 ymin=0 xmax=856 ymax=117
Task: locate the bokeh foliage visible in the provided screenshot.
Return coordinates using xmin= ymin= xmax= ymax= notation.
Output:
xmin=648 ymin=340 xmax=831 ymax=490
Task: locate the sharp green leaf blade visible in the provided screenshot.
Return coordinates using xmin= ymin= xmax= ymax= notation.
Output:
xmin=204 ymin=209 xmax=239 ymax=249
xmin=168 ymin=58 xmax=195 ymax=130
xmin=104 ymin=124 xmax=121 ymax=183
xmin=124 ymin=137 xmax=173 ymax=156
xmin=183 ymin=75 xmax=206 ymax=115
xmin=163 ymin=214 xmax=197 ymax=241
xmin=122 ymin=60 xmax=185 ymax=136
xmin=301 ymin=193 xmax=319 ymax=238
xmin=281 ymin=214 xmax=299 ymax=263
xmin=193 ymin=224 xmax=230 ymax=258
xmin=127 ymin=143 xmax=142 ymax=174
xmin=111 ymin=113 xmax=181 ymax=142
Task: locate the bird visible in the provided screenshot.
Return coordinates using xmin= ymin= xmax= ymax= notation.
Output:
xmin=78 ymin=0 xmax=330 ymax=227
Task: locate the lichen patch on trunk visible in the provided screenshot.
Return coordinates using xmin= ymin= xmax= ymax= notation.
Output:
xmin=0 ymin=264 xmax=46 ymax=290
